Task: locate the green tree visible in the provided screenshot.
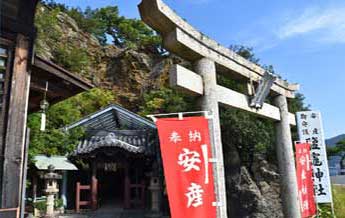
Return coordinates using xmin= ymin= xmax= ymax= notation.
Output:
xmin=327 ymin=139 xmax=345 ymax=158
xmin=229 ymin=45 xmax=260 ymax=64
xmin=139 ymin=87 xmax=196 ymax=115
xmin=42 ymin=1 xmax=162 ymax=51
xmin=27 ymin=88 xmax=116 ymax=162
xmin=88 ymin=6 xmax=161 ymax=50
xmin=53 ymin=45 xmax=90 ymax=76
xmin=35 ymin=3 xmax=62 ymax=55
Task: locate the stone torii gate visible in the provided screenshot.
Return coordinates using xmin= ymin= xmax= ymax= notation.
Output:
xmin=139 ymin=1 xmax=300 ymax=217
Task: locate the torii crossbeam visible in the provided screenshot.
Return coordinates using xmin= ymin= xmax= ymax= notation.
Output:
xmin=139 ymin=1 xmax=301 ymax=217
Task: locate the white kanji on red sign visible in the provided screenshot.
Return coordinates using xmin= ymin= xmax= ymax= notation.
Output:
xmin=189 ymin=130 xmax=202 ymax=142
xmin=299 ymin=156 xmax=306 ymax=166
xmin=302 ymin=200 xmax=309 ymax=212
xmin=178 ymin=148 xmax=201 ymax=172
xmin=185 ymin=183 xmax=204 ymax=208
xmin=169 ymin=131 xmax=182 ymax=144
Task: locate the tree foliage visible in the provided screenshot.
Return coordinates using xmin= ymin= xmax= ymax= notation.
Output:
xmin=27 ymin=88 xmax=116 ymax=162
xmin=221 ymin=45 xmax=309 ymax=167
xmin=35 ymin=3 xmax=91 ymax=75
xmin=42 ymin=1 xmax=161 ymax=51
xmin=139 ymin=87 xmax=197 ymax=115
xmin=327 ymin=140 xmax=345 ymax=158
xmin=35 ymin=3 xmax=62 ymax=55
xmin=53 ymin=45 xmax=90 ymax=75
xmin=229 ymin=45 xmax=260 ymax=64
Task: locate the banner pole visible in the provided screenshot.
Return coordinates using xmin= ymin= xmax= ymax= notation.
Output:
xmin=331 ymin=201 xmax=336 ymax=218
xmin=207 ymin=111 xmax=222 ymax=211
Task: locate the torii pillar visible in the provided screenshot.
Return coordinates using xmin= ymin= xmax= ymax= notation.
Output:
xmin=275 ymin=95 xmax=300 ymax=218
xmin=195 ymin=58 xmax=227 ymax=217
xmin=139 ymin=0 xmax=301 ymax=217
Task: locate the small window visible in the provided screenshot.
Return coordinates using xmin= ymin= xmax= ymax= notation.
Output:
xmin=0 ymin=48 xmax=6 ymax=56
xmin=0 ymin=43 xmax=11 ymax=136
xmin=0 ymin=58 xmax=5 ymax=68
xmin=0 ymin=41 xmax=11 ymax=202
xmin=0 ymin=47 xmax=8 ymax=111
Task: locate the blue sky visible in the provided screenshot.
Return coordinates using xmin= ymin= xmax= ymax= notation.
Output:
xmin=55 ymin=0 xmax=345 ymax=138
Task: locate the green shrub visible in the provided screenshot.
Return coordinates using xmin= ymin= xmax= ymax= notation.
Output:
xmin=28 ymin=88 xmax=116 ymax=163
xmin=53 ymin=45 xmax=90 ymax=75
xmin=33 ymin=198 xmax=64 ymax=211
xmin=34 ymin=200 xmax=47 ymax=212
xmin=139 ymin=87 xmax=196 ymax=115
xmin=35 ymin=4 xmax=62 ymax=56
xmin=54 ymin=198 xmax=64 ymax=209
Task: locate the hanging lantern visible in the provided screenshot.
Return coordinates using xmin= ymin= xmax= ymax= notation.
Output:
xmin=40 ymin=82 xmax=49 ymax=131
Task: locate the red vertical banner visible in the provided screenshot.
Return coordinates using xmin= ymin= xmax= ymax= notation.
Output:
xmin=295 ymin=142 xmax=317 ymax=218
xmin=156 ymin=116 xmax=217 ymax=218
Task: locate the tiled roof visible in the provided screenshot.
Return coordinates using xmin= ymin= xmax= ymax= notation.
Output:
xmin=71 ymin=132 xmax=146 ymax=156
xmin=34 ymin=155 xmax=78 ymax=171
xmin=65 ymin=104 xmax=158 ymax=157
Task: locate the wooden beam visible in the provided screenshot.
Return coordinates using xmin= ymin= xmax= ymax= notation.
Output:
xmin=91 ymin=162 xmax=98 ymax=210
xmin=2 ymin=34 xmax=31 ymax=210
xmin=170 ymin=64 xmax=296 ymax=125
xmin=124 ymin=162 xmax=130 ymax=209
xmin=33 ymin=56 xmax=93 ymax=91
xmin=0 ymin=208 xmax=18 ymax=218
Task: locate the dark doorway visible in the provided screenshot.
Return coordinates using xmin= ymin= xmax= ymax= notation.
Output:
xmin=98 ymin=166 xmax=125 ymax=208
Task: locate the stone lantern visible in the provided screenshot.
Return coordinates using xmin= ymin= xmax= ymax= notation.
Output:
xmin=42 ymin=165 xmax=62 ymax=218
xmin=146 ymin=174 xmax=162 ymax=218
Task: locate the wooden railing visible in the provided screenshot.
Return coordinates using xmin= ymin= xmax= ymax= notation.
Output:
xmin=75 ymin=182 xmax=92 ymax=213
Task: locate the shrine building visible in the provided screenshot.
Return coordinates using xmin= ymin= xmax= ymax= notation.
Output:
xmin=63 ymin=104 xmax=166 ymax=215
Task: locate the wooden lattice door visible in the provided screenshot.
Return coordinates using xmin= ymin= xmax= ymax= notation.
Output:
xmin=124 ymin=164 xmax=146 ymax=209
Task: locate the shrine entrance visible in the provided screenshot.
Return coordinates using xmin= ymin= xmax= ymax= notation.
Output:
xmin=66 ymin=105 xmax=161 ymax=215
xmin=74 ymin=150 xmax=149 ymax=212
xmin=96 ymin=159 xmax=147 ymax=210
xmin=97 ymin=162 xmax=125 ymax=207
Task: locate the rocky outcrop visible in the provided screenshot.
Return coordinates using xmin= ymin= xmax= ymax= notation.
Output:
xmin=35 ymin=5 xmax=177 ymax=110
xmin=227 ymin=153 xmax=283 ymax=218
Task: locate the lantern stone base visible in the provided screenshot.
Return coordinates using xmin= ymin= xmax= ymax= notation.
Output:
xmin=145 ymin=212 xmax=162 ymax=218
xmin=145 ymin=176 xmax=162 ymax=218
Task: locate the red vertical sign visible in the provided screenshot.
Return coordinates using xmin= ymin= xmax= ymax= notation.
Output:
xmin=156 ymin=116 xmax=217 ymax=218
xmin=295 ymin=142 xmax=317 ymax=218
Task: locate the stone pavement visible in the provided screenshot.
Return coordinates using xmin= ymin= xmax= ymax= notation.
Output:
xmin=59 ymin=207 xmax=168 ymax=218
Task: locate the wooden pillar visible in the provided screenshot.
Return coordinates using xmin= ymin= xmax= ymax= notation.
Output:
xmin=141 ymin=179 xmax=145 ymax=208
xmin=274 ymin=95 xmax=301 ymax=218
xmin=91 ymin=162 xmax=98 ymax=210
xmin=194 ymin=58 xmax=228 ymax=218
xmin=124 ymin=163 xmax=130 ymax=209
xmin=1 ymin=34 xmax=31 ymax=212
xmin=76 ymin=182 xmax=80 ymax=213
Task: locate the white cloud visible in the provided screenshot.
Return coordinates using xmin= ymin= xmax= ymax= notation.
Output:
xmin=277 ymin=6 xmax=345 ymax=44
